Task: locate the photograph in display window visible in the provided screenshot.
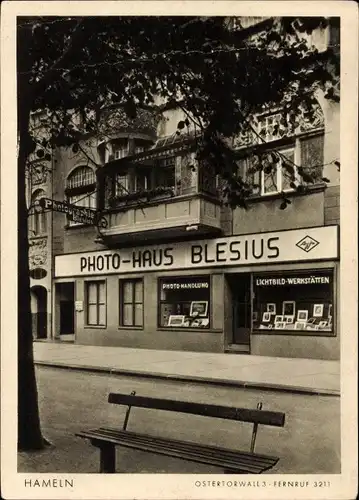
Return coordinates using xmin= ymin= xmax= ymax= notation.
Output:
xmin=282 ymin=301 xmax=296 ymax=317
xmin=252 ymin=270 xmax=334 ymax=332
xmin=167 ymin=315 xmax=185 ymax=327
xmin=313 ymin=304 xmax=324 ymax=317
xmin=266 ymin=303 xmax=276 ymax=314
xmin=262 ymin=312 xmax=271 ymax=323
xmin=297 ymin=310 xmax=309 ymax=322
xmin=284 ymin=315 xmax=295 ymax=324
xmin=189 ymin=301 xmax=208 ymax=317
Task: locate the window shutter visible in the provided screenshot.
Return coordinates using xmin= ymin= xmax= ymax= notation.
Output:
xmin=300 ymin=135 xmax=324 ymax=181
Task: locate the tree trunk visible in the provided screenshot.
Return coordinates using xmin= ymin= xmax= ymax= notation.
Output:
xmin=17 ymin=109 xmax=45 ymax=451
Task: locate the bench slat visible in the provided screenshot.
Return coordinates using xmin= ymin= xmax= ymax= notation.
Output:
xmin=76 ymin=429 xmax=278 ymax=474
xmin=108 ymin=393 xmax=285 ymax=427
xmin=97 ymin=430 xmax=274 ymax=471
xmin=98 ymin=428 xmax=277 ymax=464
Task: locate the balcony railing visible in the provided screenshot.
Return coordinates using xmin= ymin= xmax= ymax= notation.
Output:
xmin=100 ymin=153 xmax=219 ymax=211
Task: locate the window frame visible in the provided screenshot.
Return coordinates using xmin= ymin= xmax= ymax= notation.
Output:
xmin=114 ymin=144 xmax=129 ymax=160
xmin=259 ymin=142 xmax=300 ymax=196
xmin=85 ymin=279 xmax=107 ymax=328
xmin=153 ymin=156 xmax=176 ymax=190
xmin=251 ymin=268 xmax=336 ymax=337
xmin=158 ymin=275 xmax=211 ymax=329
xmin=66 ymin=166 xmax=96 ymax=227
xmin=135 ymin=168 xmax=151 ymax=192
xmin=119 ymin=278 xmax=144 ymax=328
xmin=238 ymin=112 xmax=325 ymax=199
xmin=115 ymin=173 xmax=130 ymax=196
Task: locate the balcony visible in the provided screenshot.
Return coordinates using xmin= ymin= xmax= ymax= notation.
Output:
xmin=96 ymin=140 xmax=223 ymax=245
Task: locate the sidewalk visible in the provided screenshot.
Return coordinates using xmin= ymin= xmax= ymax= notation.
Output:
xmin=33 ymin=341 xmax=340 ymax=396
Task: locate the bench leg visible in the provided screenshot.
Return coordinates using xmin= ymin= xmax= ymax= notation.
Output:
xmin=97 ymin=443 xmax=116 ymax=473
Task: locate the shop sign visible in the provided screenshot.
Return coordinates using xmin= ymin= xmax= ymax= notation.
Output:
xmin=54 ymin=225 xmax=338 ymax=277
xmin=161 ymin=280 xmax=209 ymax=290
xmin=255 ymin=275 xmax=331 ymax=286
xmin=39 ymin=198 xmax=107 ymax=228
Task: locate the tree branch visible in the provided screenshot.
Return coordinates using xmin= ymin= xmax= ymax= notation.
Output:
xmin=31 ymin=19 xmax=84 ymax=95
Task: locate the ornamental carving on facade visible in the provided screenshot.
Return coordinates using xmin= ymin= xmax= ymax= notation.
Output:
xmin=29 ymin=237 xmax=48 ymax=269
xmin=30 ymin=162 xmax=49 ymax=186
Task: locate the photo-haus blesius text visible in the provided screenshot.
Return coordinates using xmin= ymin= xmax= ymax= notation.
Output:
xmin=27 ymin=17 xmax=340 ymax=360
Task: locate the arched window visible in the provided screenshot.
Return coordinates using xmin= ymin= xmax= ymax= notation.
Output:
xmin=30 ymin=189 xmax=47 ymax=236
xmin=66 ymin=166 xmax=96 ymax=226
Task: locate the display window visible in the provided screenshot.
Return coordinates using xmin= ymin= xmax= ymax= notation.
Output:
xmin=253 ymin=269 xmax=334 ymax=334
xmin=158 ymin=276 xmax=210 ymax=328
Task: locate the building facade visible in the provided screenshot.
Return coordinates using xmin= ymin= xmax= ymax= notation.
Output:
xmin=28 ymin=18 xmax=340 ymax=360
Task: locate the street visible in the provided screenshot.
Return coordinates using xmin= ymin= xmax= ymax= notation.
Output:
xmin=18 ymin=365 xmax=340 ymax=474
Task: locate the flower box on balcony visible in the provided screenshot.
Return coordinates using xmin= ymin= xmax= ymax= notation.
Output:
xmin=108 ymin=186 xmax=175 ymax=209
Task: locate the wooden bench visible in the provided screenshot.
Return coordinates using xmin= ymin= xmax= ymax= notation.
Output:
xmin=76 ymin=391 xmax=285 ymax=474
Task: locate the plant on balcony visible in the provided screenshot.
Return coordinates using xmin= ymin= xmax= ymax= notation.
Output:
xmin=108 ymin=186 xmax=175 ymax=208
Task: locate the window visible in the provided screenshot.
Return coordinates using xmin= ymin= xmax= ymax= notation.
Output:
xmin=257 ymin=112 xmax=283 ymax=142
xmin=85 ymin=281 xmax=106 ymax=326
xmin=135 ymin=168 xmax=151 ymax=192
xmin=115 ymin=174 xmax=129 ymax=196
xmin=252 ymin=269 xmax=334 ymax=334
xmin=114 ymin=146 xmax=128 ymax=159
xmin=30 ymin=189 xmax=47 ymax=235
xmin=261 ymin=146 xmax=297 ymax=195
xmin=119 ymin=279 xmax=143 ymax=327
xmin=241 ymin=134 xmax=324 ymax=197
xmin=159 ymin=276 xmax=210 ymax=328
xmin=154 ymin=157 xmax=176 ymax=189
xmin=67 ymin=166 xmax=95 ymax=189
xmin=66 ymin=166 xmax=96 ymax=226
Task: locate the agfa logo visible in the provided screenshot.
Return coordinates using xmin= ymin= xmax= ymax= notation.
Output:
xmin=296 ymin=235 xmax=320 ymax=253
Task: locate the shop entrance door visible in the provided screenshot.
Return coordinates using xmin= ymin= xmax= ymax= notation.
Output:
xmin=230 ymin=274 xmax=251 ymax=347
xmin=60 ymin=300 xmax=74 ymax=334
xmin=56 ymin=282 xmax=75 ymax=339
